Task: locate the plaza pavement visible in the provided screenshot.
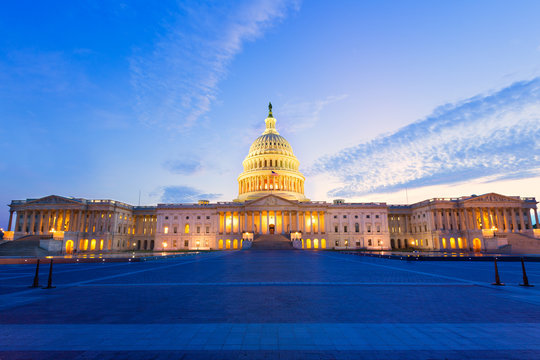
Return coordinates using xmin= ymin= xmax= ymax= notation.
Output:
xmin=1 ymin=250 xmax=540 ymax=359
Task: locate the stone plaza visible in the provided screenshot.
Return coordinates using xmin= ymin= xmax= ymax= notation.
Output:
xmin=1 ymin=250 xmax=540 ymax=359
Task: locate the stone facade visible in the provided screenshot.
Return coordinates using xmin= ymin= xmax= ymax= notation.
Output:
xmin=389 ymin=193 xmax=539 ymax=253
xmin=4 ymin=106 xmax=539 ymax=254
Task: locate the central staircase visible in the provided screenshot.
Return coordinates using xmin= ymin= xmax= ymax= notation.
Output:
xmin=250 ymin=234 xmax=293 ymax=250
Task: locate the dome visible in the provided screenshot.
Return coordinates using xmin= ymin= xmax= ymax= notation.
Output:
xmin=236 ymin=103 xmax=308 ymax=202
xmin=248 ymin=133 xmax=294 ymax=157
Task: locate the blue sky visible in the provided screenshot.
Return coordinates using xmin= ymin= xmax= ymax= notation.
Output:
xmin=1 ymin=0 xmax=540 ymax=228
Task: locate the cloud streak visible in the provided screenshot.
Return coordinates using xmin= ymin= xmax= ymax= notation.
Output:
xmin=308 ymin=78 xmax=540 ymax=198
xmin=163 ymin=158 xmax=202 ymax=175
xmin=279 ymin=94 xmax=348 ymax=133
xmin=160 ymin=185 xmax=222 ymax=203
xmin=130 ymin=0 xmax=300 ymax=131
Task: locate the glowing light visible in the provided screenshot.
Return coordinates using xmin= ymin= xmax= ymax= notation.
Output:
xmin=162 ymin=242 xmax=168 ymax=248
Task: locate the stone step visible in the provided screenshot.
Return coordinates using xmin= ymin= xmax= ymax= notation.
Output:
xmin=0 ymin=236 xmax=51 ymax=257
xmin=251 ymin=234 xmax=293 ymax=250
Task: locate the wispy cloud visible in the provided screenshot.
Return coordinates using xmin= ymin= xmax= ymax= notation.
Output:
xmin=279 ymin=95 xmax=348 ymax=133
xmin=309 ymin=78 xmax=540 ymax=198
xmin=130 ymin=0 xmax=300 ymax=131
xmin=163 ymin=158 xmax=202 ymax=175
xmin=159 ymin=185 xmax=221 ymax=203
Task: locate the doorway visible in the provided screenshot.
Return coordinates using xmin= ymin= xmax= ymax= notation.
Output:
xmin=269 ymin=224 xmax=275 ymax=234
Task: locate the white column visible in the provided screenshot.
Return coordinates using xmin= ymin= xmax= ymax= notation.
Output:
xmin=519 ymin=208 xmax=525 ymax=232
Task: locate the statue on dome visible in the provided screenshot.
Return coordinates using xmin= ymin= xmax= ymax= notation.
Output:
xmin=268 ymin=102 xmax=273 ymax=117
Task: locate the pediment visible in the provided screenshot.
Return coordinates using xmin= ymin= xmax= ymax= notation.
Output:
xmin=26 ymin=195 xmax=83 ymax=205
xmin=463 ymin=193 xmax=521 ymax=204
xmin=245 ymin=194 xmax=298 ymax=207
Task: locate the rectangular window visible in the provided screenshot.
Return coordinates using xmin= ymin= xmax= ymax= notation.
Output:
xmin=334 ymin=225 xmax=338 ymax=233
xmin=367 ymin=225 xmax=371 ymax=233
xmin=343 ymin=215 xmax=347 ymax=219
xmin=173 ymin=240 xmax=177 ymax=247
xmin=368 ymin=239 xmax=372 ymax=246
xmin=366 ymin=215 xmax=370 ymax=219
xmin=174 ymin=226 xmax=177 ymax=234
xmin=164 ymin=226 xmax=169 ymax=234
xmin=197 ymin=216 xmax=201 ymax=219
xmin=377 ymin=225 xmax=380 ymax=233
xmin=376 ymin=215 xmax=379 ymax=219
xmin=344 ymin=240 xmax=349 ymax=247
xmin=184 ymin=240 xmax=189 ymax=247
xmin=206 ymin=216 xmax=210 ymax=219
xmin=165 ymin=216 xmax=169 ymax=220
xmin=335 ymin=240 xmax=339 ymax=246
xmin=206 ymin=226 xmax=210 ymax=233
xmin=356 ymin=241 xmax=361 ymax=247
xmin=197 ymin=226 xmax=201 ymax=233
xmin=344 ymin=225 xmax=348 ymax=233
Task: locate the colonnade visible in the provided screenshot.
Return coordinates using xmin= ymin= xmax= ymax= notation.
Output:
xmin=9 ymin=209 xmax=157 ymax=235
xmin=238 ymin=175 xmax=304 ymax=195
xmin=218 ymin=210 xmax=325 ymax=235
xmin=431 ymin=207 xmax=537 ymax=232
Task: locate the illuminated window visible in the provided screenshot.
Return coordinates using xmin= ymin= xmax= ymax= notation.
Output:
xmin=185 ymin=224 xmax=190 ymax=233
xmin=164 ymin=226 xmax=169 ymax=234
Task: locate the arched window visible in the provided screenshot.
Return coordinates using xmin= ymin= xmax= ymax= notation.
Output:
xmin=355 ymin=223 xmax=359 ymax=232
xmin=185 ymin=224 xmax=190 ymax=233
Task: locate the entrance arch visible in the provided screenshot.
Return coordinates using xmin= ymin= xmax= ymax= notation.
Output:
xmin=233 ymin=239 xmax=238 ymax=249
xmin=473 ymin=238 xmax=482 ymax=252
xmin=321 ymin=239 xmax=326 ymax=249
xmin=65 ymin=240 xmax=74 ymax=254
xmin=313 ymin=239 xmax=319 ymax=249
xmin=450 ymin=238 xmax=456 ymax=249
xmin=226 ymin=239 xmax=231 ymax=249
xmin=306 ymin=239 xmax=311 ymax=249
xmin=218 ymin=239 xmax=223 ymax=249
xmin=269 ymin=224 xmax=275 ymax=234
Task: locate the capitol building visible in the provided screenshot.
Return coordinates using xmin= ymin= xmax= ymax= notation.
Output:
xmin=4 ymin=105 xmax=540 ymax=254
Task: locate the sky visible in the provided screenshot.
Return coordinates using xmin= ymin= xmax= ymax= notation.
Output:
xmin=1 ymin=0 xmax=540 ymax=228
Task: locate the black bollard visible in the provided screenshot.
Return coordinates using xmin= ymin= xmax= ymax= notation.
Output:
xmin=492 ymin=258 xmax=504 ymax=286
xmin=29 ymin=259 xmax=40 ymax=288
xmin=519 ymin=257 xmax=533 ymax=287
xmin=43 ymin=259 xmax=56 ymax=289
